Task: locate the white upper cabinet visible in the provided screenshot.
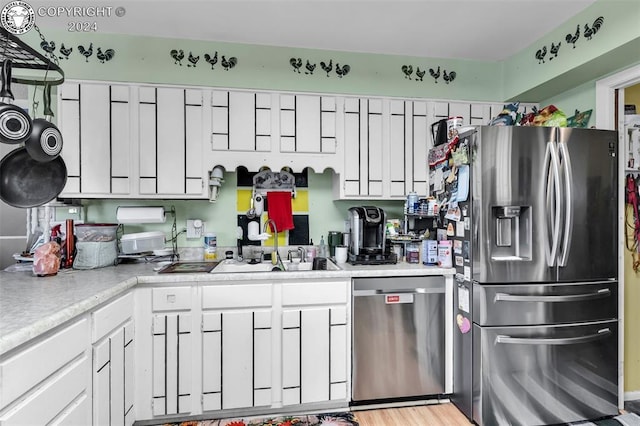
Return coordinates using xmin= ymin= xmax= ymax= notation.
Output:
xmin=211 ymin=90 xmax=272 ymax=152
xmin=337 ymin=97 xmax=384 ymax=198
xmin=59 ymin=81 xmax=207 ymax=199
xmin=280 ymin=94 xmax=337 ymax=154
xmin=138 ymin=87 xmax=205 ymax=197
xmin=58 ymin=82 xmax=132 ymax=197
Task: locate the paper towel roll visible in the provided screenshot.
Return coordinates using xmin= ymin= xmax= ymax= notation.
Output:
xmin=116 ymin=206 xmax=166 ymax=224
xmin=247 ymin=220 xmax=260 ymax=240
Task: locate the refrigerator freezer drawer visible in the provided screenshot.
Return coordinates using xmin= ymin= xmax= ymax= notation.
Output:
xmin=473 ymin=281 xmax=617 ymax=326
xmin=473 ymin=320 xmax=618 ymax=426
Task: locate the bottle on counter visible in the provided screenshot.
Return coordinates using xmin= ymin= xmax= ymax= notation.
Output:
xmin=307 ymin=239 xmax=317 ymax=261
xmin=318 ymin=235 xmax=328 ymax=257
xmin=204 ymin=232 xmax=217 ymax=261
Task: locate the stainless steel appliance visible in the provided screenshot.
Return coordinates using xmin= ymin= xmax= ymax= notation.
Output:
xmin=348 ymin=206 xmax=396 ymax=264
xmin=430 ymin=126 xmax=619 ymax=425
xmin=351 ymin=276 xmax=445 ymax=403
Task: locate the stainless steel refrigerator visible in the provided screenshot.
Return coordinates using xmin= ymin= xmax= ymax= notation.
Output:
xmin=430 ymin=126 xmax=619 ymax=426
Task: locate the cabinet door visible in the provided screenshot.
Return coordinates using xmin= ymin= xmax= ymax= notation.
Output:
xmin=281 ymin=306 xmax=348 ymax=405
xmin=211 ymin=90 xmax=272 ymax=152
xmin=343 ymin=98 xmax=383 ymax=197
xmin=152 ymin=313 xmax=192 ymax=416
xmin=58 ymin=82 xmax=131 ymax=196
xmin=138 ymin=87 xmax=204 ymax=196
xmin=280 ymin=94 xmax=337 ymax=153
xmin=93 ymin=321 xmax=134 ymax=426
xmin=202 ymin=310 xmax=272 ymax=411
xmin=389 ymin=100 xmax=429 ymax=197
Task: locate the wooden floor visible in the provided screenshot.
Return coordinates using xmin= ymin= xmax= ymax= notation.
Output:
xmin=355 ymin=403 xmax=472 ymax=426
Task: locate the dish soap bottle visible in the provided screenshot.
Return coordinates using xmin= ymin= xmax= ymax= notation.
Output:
xmin=318 ymin=235 xmax=327 ymax=258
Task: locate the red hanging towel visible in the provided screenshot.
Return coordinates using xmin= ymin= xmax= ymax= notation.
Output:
xmin=266 ymin=191 xmax=295 ymax=232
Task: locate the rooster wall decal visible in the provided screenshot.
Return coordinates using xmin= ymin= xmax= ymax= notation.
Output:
xmin=170 ymin=49 xmax=185 ymax=66
xmin=96 ymin=47 xmax=115 ymax=63
xmin=78 ymin=43 xmax=93 ymax=62
xmin=221 ymin=56 xmax=237 ymax=71
xmin=535 ymin=45 xmax=547 ymax=64
xmin=415 ymin=67 xmax=426 ymax=82
xmin=565 ymin=24 xmax=580 ymax=48
xmin=584 ymin=16 xmax=604 ymax=40
xmin=549 ymin=42 xmax=561 ymax=60
xmin=443 ymin=70 xmax=456 ymax=84
xmin=401 ymin=64 xmax=413 ymax=80
xmin=187 ymin=52 xmax=199 ymax=67
xmin=58 ymin=43 xmax=72 ymax=60
xmin=204 ymin=52 xmax=218 ymax=69
xmin=40 ymin=40 xmax=55 ymax=58
xmin=290 ymin=57 xmax=302 ymax=73
xmin=320 ymin=60 xmax=333 ymax=77
xmin=304 ymin=60 xmax=316 ymax=75
xmin=335 ymin=64 xmax=350 ymax=78
xmin=429 ymin=66 xmax=441 ymax=83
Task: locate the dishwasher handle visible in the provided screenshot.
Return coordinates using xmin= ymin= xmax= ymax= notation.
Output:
xmin=353 ymin=287 xmax=444 ymax=296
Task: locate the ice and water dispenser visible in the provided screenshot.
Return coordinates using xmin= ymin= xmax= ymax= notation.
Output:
xmin=491 ymin=205 xmax=532 ymax=260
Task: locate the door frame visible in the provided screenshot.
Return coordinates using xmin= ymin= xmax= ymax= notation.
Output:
xmin=595 ymin=63 xmax=640 ymax=408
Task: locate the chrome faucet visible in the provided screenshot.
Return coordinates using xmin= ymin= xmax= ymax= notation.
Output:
xmin=297 ymin=246 xmax=307 ymax=262
xmin=263 ymin=219 xmax=284 ymax=270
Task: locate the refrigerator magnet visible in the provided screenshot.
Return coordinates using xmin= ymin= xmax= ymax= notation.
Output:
xmin=454 ymin=240 xmax=463 ymax=254
xmin=446 ymin=222 xmax=455 ymax=236
xmin=464 ymin=217 xmax=470 ymax=230
xmin=457 ymin=284 xmax=470 ymax=313
xmin=456 ymin=314 xmax=471 ymax=334
xmin=456 ymin=165 xmax=470 ymax=202
xmin=455 ymin=255 xmax=464 ymax=266
xmin=456 ymin=220 xmax=465 ymax=237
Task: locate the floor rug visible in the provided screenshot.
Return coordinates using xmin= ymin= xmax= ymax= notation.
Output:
xmin=160 ymin=412 xmax=359 ymax=426
xmin=577 ymin=413 xmax=640 ymax=426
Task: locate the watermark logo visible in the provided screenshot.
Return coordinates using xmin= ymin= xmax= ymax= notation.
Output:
xmin=1 ymin=1 xmax=35 ymax=34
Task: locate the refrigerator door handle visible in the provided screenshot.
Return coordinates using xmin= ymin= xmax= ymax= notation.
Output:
xmin=558 ymin=141 xmax=574 ymax=267
xmin=543 ymin=141 xmax=561 ymax=267
xmin=495 ymin=328 xmax=611 ymax=346
xmin=494 ymin=288 xmax=611 ymax=303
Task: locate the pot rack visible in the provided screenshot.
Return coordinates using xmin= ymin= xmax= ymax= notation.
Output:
xmin=0 ymin=27 xmax=64 ymax=86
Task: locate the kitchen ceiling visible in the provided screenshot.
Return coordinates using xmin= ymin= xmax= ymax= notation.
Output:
xmin=29 ymin=0 xmax=598 ymax=61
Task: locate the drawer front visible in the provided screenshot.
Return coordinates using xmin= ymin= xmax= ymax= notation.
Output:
xmin=0 ymin=355 xmax=91 ymax=425
xmin=473 ymin=281 xmax=618 ymax=326
xmin=202 ymin=284 xmax=272 ymax=309
xmin=473 ymin=320 xmax=618 ymax=425
xmin=92 ymin=292 xmax=134 ymax=342
xmin=152 ymin=286 xmax=192 ymax=311
xmin=0 ymin=318 xmax=89 ymax=409
xmin=282 ymin=281 xmax=348 ymax=306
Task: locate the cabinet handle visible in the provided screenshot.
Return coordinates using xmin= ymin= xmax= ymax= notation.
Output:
xmin=496 ymin=328 xmax=611 ymax=346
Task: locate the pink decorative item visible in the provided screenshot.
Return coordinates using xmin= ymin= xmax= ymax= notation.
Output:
xmin=33 ymin=241 xmax=61 ymax=276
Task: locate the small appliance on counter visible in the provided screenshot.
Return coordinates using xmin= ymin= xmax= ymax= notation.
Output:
xmin=347 ymin=206 xmax=396 ymax=265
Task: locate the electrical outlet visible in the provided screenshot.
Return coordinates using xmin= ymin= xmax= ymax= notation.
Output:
xmin=186 ymin=219 xmax=204 ymax=239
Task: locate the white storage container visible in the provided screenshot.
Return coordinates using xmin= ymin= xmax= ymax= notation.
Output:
xmin=120 ymin=231 xmax=165 ymax=254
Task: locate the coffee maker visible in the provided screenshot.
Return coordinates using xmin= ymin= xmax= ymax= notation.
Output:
xmin=348 ymin=206 xmax=396 ymax=264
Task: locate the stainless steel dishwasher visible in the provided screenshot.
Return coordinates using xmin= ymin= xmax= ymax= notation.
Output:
xmin=352 ymin=276 xmax=445 ymax=404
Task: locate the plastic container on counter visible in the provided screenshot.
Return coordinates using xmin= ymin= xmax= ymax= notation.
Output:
xmin=120 ymin=231 xmax=165 ymax=254
xmin=75 ymin=223 xmax=119 ymax=242
xmin=204 ymin=232 xmax=217 ymax=260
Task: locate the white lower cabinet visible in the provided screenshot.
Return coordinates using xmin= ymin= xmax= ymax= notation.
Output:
xmin=201 ymin=283 xmax=273 ymax=411
xmin=0 ymin=318 xmax=92 ymax=426
xmin=91 ymin=293 xmax=135 ymax=426
xmin=281 ymin=280 xmax=349 ymax=406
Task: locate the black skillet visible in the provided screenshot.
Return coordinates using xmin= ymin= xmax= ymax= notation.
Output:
xmin=25 ymin=84 xmax=63 ymax=162
xmin=0 ymin=59 xmax=32 ymax=145
xmin=0 ymin=146 xmax=67 ymax=208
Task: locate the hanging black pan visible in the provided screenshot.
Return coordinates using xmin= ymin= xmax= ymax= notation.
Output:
xmin=0 ymin=147 xmax=67 ymax=208
xmin=0 ymin=59 xmax=32 ymax=145
xmin=25 ymin=84 xmax=63 ymax=162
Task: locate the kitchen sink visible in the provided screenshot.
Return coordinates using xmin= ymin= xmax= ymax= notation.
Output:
xmin=211 ymin=259 xmax=340 ymax=273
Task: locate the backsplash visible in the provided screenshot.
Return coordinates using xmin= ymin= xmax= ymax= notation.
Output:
xmin=79 ymin=169 xmax=405 ymax=249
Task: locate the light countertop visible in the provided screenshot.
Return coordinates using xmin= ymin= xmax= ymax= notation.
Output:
xmin=0 ymin=261 xmax=454 ymax=356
